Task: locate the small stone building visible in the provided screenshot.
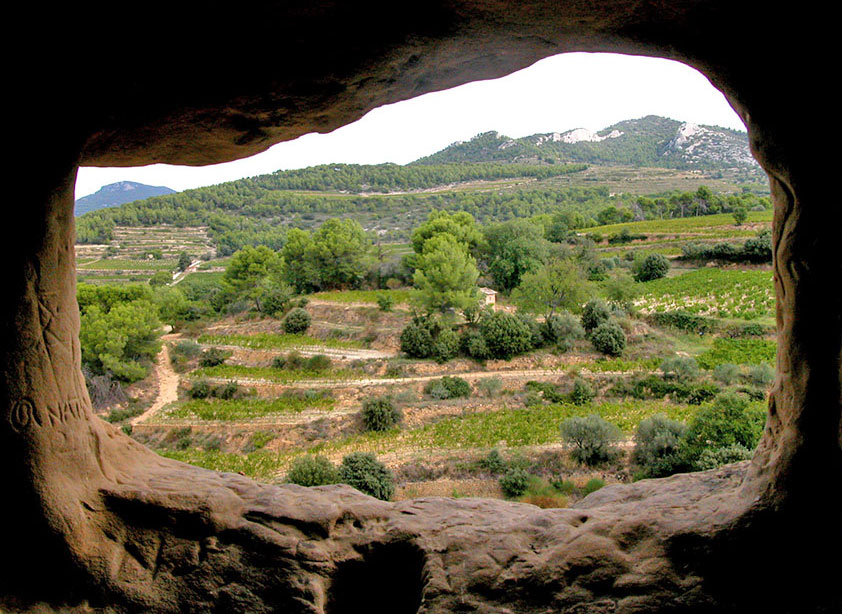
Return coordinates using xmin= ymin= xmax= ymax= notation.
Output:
xmin=479 ymin=287 xmax=497 ymax=306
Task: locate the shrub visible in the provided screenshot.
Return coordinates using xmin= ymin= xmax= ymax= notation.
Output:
xmin=273 ymin=351 xmax=308 ymax=370
xmin=630 ymin=375 xmax=718 ymax=405
xmin=683 ymin=393 xmax=766 ymax=462
xmin=649 ymin=311 xmax=715 ymax=334
xmin=581 ymin=300 xmax=611 ymax=333
xmin=260 ymin=284 xmax=294 ymax=317
xmin=200 ymin=347 xmax=231 ymax=367
xmin=560 ymin=414 xmax=622 ymax=466
xmin=361 ymin=396 xmax=402 ymax=432
xmin=462 ymin=330 xmax=491 ymax=360
xmin=283 ymin=308 xmax=311 ymax=334
xmin=660 ymin=356 xmax=700 ymax=381
xmin=499 ymin=467 xmax=531 ymax=498
xmin=213 ymin=380 xmax=240 ymax=400
xmin=517 ymin=313 xmax=545 ymax=349
xmin=695 ymin=444 xmax=754 ymax=471
xmin=633 ymin=253 xmax=670 ymax=282
xmin=339 ymin=452 xmax=394 ymax=501
xmin=432 ymin=327 xmax=460 ymax=363
xmin=590 ymin=321 xmax=626 ymax=356
xmin=375 ymin=293 xmax=394 ymax=312
xmin=746 ymin=364 xmax=774 ymax=387
xmin=172 ymin=339 xmax=202 ymax=359
xmin=400 ymin=319 xmax=435 ymax=358
xmin=569 ymin=378 xmax=595 ymax=406
xmin=479 ymin=311 xmax=534 ymax=359
xmin=286 ymin=455 xmax=340 ymax=487
xmin=424 ymin=376 xmax=472 ymax=400
xmin=189 ymin=379 xmax=212 ymax=399
xmin=305 ymin=354 xmax=332 ymax=372
xmin=525 ymin=381 xmax=566 ymax=403
xmin=543 ymin=312 xmax=585 ymax=347
xmin=633 ymin=414 xmax=689 ymax=478
xmin=475 ymin=376 xmax=503 ymax=398
xmin=713 ymin=363 xmax=741 ymax=385
xmin=480 ymin=449 xmax=508 ymax=474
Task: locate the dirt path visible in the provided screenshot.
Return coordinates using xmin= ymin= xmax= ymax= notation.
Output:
xmin=171 ymin=259 xmax=202 ymax=285
xmin=131 ymin=338 xmax=181 ymax=425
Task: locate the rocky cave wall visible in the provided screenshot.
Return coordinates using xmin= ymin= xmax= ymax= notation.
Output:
xmin=1 ymin=1 xmax=839 ymax=612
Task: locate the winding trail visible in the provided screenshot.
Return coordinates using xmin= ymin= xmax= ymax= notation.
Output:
xmin=131 ymin=337 xmax=181 ymax=425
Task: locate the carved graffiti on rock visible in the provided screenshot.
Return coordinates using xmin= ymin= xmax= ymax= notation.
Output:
xmin=9 ymin=398 xmax=40 ymax=432
xmin=7 ymin=397 xmax=87 ymax=432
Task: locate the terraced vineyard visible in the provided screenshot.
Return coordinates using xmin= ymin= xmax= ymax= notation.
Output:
xmin=75 ymin=225 xmax=213 ymax=283
xmin=636 ymin=269 xmax=774 ymax=321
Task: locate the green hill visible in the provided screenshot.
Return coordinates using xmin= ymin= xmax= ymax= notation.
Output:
xmin=415 ymin=116 xmax=757 ymax=173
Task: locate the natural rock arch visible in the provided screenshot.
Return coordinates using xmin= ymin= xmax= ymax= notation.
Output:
xmin=2 ymin=2 xmax=839 ymax=612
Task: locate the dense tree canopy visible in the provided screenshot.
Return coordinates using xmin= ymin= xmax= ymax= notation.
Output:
xmin=412 ymin=234 xmax=480 ymax=313
xmin=482 ymin=219 xmax=549 ymax=292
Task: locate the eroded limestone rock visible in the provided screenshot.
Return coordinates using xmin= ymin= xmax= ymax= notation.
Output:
xmin=2 ymin=1 xmax=840 ymax=612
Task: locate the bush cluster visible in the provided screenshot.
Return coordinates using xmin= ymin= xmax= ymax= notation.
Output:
xmin=188 ymin=379 xmax=242 ymax=400
xmin=286 ymin=455 xmax=340 ymax=487
xmin=286 ymin=452 xmax=395 ymax=501
xmin=282 ymin=308 xmax=311 ymax=334
xmin=649 ymin=311 xmax=715 ymax=334
xmin=339 ymin=452 xmax=395 ymax=501
xmin=272 ymin=352 xmax=332 ymax=372
xmin=361 ymin=396 xmax=402 ymax=432
xmin=560 ymin=414 xmax=622 ymax=466
xmin=680 ymin=230 xmax=771 ymax=264
xmin=632 ymin=393 xmax=766 ymax=478
xmin=590 ymin=321 xmax=627 ymax=356
xmin=633 ymin=253 xmax=670 ymax=282
xmin=424 ymin=376 xmax=472 ymax=400
xmin=199 ymin=347 xmax=232 ymax=367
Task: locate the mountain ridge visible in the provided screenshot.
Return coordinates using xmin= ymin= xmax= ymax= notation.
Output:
xmin=75 ymin=181 xmax=176 ymax=216
xmin=413 ymin=115 xmax=756 ymax=172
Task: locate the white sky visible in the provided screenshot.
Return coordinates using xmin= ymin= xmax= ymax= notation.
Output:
xmin=75 ymin=53 xmax=744 ymax=199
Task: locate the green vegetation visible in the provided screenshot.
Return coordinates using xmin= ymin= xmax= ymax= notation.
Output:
xmin=339 ymin=452 xmax=395 ymax=500
xmin=286 ymin=456 xmax=340 ymax=487
xmin=78 ymin=283 xmax=162 ymax=382
xmin=559 ymin=414 xmax=622 ymax=466
xmin=637 ymin=269 xmax=774 ymax=320
xmin=697 ymin=338 xmax=776 ymax=368
xmin=193 ymin=364 xmax=358 ymax=383
xmin=166 ymin=392 xmax=334 ymax=421
xmin=76 ymin=131 xmax=778 ymax=506
xmin=197 ymin=333 xmax=365 ymax=350
xmin=361 ymin=397 xmax=402 ymax=432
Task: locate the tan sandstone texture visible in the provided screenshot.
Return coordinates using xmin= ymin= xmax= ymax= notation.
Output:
xmin=1 ymin=1 xmax=839 ymax=612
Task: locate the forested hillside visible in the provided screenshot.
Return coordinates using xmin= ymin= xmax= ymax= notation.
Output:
xmin=76 ymin=116 xmax=767 ymax=255
xmin=416 ymin=116 xmax=757 ymax=174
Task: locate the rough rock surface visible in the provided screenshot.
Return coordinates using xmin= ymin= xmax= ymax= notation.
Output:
xmin=2 ymin=1 xmax=840 ymax=612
